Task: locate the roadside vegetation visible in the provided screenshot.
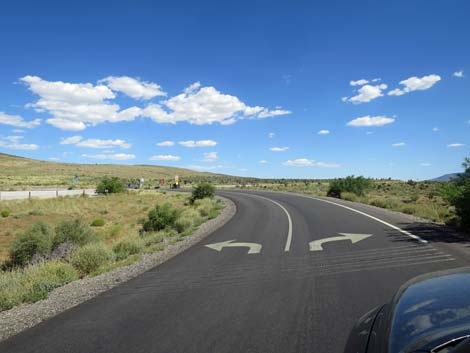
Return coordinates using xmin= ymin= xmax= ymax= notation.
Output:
xmin=0 ymin=182 xmax=222 ymax=311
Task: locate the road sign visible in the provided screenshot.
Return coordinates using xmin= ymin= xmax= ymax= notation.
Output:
xmin=205 ymin=239 xmax=262 ymax=254
xmin=159 ymin=178 xmax=165 ymax=185
xmin=175 ymin=175 xmax=180 ymax=185
xmin=309 ymin=233 xmax=372 ymax=251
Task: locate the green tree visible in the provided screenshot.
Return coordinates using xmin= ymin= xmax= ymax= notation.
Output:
xmin=96 ymin=177 xmax=125 ymax=194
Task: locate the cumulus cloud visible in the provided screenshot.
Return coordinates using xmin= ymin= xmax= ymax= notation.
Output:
xmin=81 ymin=153 xmax=135 ymax=160
xmin=20 ymin=75 xmax=142 ymax=131
xmin=283 ymin=158 xmax=339 ymax=167
xmin=259 ymin=160 xmax=268 ymax=164
xmin=420 ymin=163 xmax=431 ymax=167
xmin=347 ymin=115 xmax=395 ymax=127
xmin=343 ymin=84 xmax=388 ymax=104
xmin=447 ymin=143 xmax=465 ymax=148
xmin=0 ymin=112 xmax=41 ymax=128
xmin=156 ymin=140 xmax=175 ymax=147
xmin=388 ymin=74 xmax=441 ymax=96
xmin=0 ymin=135 xmax=38 ymax=150
xmin=60 ymin=135 xmax=83 ymax=145
xmin=270 ymin=147 xmax=289 ymax=152
xmin=76 ymin=138 xmax=131 ymax=149
xmin=149 ymin=154 xmax=181 ymax=161
xmin=350 ymin=79 xmax=369 ymax=86
xmin=99 ymin=76 xmax=166 ymax=100
xmin=453 ymin=70 xmax=464 ymax=78
xmin=392 ymin=142 xmax=406 ymax=147
xmin=268 ymin=132 xmax=275 ymax=139
xmin=141 ymin=83 xmax=291 ymax=125
xmin=19 ymin=76 xmax=290 ymax=130
xmin=178 ymin=140 xmax=217 ymax=148
xmin=202 ymin=151 xmax=218 ymax=162
xmin=318 ymin=129 xmax=330 ymax=135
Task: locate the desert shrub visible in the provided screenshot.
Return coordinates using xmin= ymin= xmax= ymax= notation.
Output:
xmin=191 ymin=183 xmax=215 ymax=203
xmin=327 ymin=176 xmax=372 ymax=198
xmin=0 ymin=261 xmax=78 ymax=311
xmin=369 ymin=199 xmax=387 ymax=209
xmin=112 ymin=237 xmax=143 ymax=260
xmin=71 ymin=243 xmax=115 ymax=275
xmin=9 ymin=221 xmax=54 ymax=267
xmin=194 ymin=198 xmax=214 ymax=217
xmin=90 ymin=218 xmax=105 ymax=227
xmin=175 ymin=209 xmax=202 ymax=233
xmin=340 ymin=192 xmax=358 ymax=202
xmin=96 ymin=176 xmax=125 ymax=194
xmin=53 ymin=218 xmax=94 ymax=248
xmin=142 ymin=203 xmax=179 ymax=232
xmin=1 ymin=209 xmax=11 ymax=218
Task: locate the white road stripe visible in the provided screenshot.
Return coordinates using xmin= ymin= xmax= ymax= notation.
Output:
xmin=247 ymin=194 xmax=293 ymax=252
xmin=294 ymin=194 xmax=428 ymax=244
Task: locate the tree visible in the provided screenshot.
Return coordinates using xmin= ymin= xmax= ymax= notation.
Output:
xmin=96 ymin=177 xmax=125 ymax=194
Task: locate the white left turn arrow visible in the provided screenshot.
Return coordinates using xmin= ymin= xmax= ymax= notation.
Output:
xmin=309 ymin=233 xmax=372 ymax=251
xmin=205 ymin=239 xmax=262 ymax=254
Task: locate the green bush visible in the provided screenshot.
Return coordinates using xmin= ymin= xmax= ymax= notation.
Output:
xmin=90 ymin=218 xmax=105 ymax=227
xmin=71 ymin=243 xmax=115 ymax=275
xmin=327 ymin=176 xmax=372 ymax=198
xmin=142 ymin=203 xmax=179 ymax=232
xmin=112 ymin=237 xmax=143 ymax=260
xmin=53 ymin=218 xmax=94 ymax=248
xmin=175 ymin=209 xmax=202 ymax=233
xmin=194 ymin=198 xmax=214 ymax=217
xmin=96 ymin=176 xmax=125 ymax=194
xmin=1 ymin=209 xmax=11 ymax=218
xmin=191 ymin=183 xmax=215 ymax=203
xmin=9 ymin=221 xmax=54 ymax=267
xmin=0 ymin=261 xmax=78 ymax=311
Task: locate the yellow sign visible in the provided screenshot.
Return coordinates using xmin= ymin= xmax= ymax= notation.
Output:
xmin=175 ymin=175 xmax=180 ymax=184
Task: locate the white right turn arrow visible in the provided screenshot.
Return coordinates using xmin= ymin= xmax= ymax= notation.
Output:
xmin=309 ymin=233 xmax=372 ymax=251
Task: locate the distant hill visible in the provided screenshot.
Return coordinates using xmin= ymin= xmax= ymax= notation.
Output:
xmin=430 ymin=173 xmax=462 ymax=182
xmin=0 ymin=153 xmax=249 ymax=190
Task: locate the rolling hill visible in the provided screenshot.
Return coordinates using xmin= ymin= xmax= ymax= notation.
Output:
xmin=0 ymin=153 xmax=247 ymax=190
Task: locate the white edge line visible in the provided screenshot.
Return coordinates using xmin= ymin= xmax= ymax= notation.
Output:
xmin=248 ymin=194 xmax=293 ymax=252
xmin=296 ymin=194 xmax=428 ymax=244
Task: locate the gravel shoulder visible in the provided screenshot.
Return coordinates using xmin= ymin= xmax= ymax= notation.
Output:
xmin=0 ymin=196 xmax=236 ymax=342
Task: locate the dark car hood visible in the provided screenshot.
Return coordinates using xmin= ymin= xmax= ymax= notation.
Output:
xmin=388 ymin=267 xmax=470 ymax=353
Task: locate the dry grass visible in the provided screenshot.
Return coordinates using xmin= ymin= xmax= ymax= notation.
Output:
xmin=0 ymin=191 xmax=187 ymax=261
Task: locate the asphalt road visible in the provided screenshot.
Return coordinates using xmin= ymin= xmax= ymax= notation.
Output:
xmin=1 ymin=190 xmax=467 ymax=353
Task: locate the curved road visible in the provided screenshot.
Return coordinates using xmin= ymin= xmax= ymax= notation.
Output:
xmin=0 ymin=190 xmax=466 ymax=353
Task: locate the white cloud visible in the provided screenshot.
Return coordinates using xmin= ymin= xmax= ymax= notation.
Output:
xmin=149 ymin=154 xmax=181 ymax=161
xmin=453 ymin=70 xmax=464 ymax=78
xmin=99 ymin=76 xmax=166 ymax=100
xmin=392 ymin=142 xmax=406 ymax=147
xmin=366 ymin=131 xmax=374 ymax=135
xmin=0 ymin=112 xmax=41 ymax=128
xmin=0 ymin=135 xmax=38 ymax=150
xmin=432 ymin=127 xmax=440 ymax=132
xmin=420 ymin=163 xmax=431 ymax=167
xmin=344 ymin=84 xmax=388 ymax=104
xmin=20 ymin=76 xmax=290 ymax=129
xmin=60 ymin=135 xmax=83 ymax=145
xmin=270 ymin=146 xmax=289 ymax=152
xmin=388 ymin=74 xmax=441 ymax=96
xmin=76 ymin=138 xmax=131 ymax=149
xmin=81 ymin=153 xmax=135 ymax=160
xmin=178 ymin=140 xmax=217 ymax=148
xmin=318 ymin=129 xmax=330 ymax=135
xmin=141 ymin=83 xmax=291 ymax=125
xmin=283 ymin=158 xmax=340 ymax=168
xmin=259 ymin=160 xmax=268 ymax=164
xmin=202 ymin=151 xmax=218 ymax=162
xmin=21 ymin=75 xmax=142 ymax=131
xmin=268 ymin=132 xmax=275 ymax=139
xmin=350 ymin=79 xmax=369 ymax=86
xmin=156 ymin=140 xmax=175 ymax=147
xmin=447 ymin=143 xmax=465 ymax=148
xmin=347 ymin=115 xmax=395 ymax=127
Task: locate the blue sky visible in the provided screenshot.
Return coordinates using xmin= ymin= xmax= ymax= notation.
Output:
xmin=0 ymin=0 xmax=469 ymax=180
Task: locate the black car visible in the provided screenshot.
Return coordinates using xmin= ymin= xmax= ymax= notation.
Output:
xmin=344 ymin=268 xmax=470 ymax=353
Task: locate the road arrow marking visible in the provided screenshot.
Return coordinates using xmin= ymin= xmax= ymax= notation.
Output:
xmin=205 ymin=240 xmax=262 ymax=254
xmin=309 ymin=233 xmax=372 ymax=251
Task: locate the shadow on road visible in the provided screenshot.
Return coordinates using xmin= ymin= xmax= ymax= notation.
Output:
xmin=386 ymin=222 xmax=470 ymax=246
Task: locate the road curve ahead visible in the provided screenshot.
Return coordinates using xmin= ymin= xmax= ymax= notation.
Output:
xmin=0 ymin=190 xmax=467 ymax=353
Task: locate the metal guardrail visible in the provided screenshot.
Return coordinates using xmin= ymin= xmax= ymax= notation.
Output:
xmin=0 ymin=189 xmax=97 ymax=201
